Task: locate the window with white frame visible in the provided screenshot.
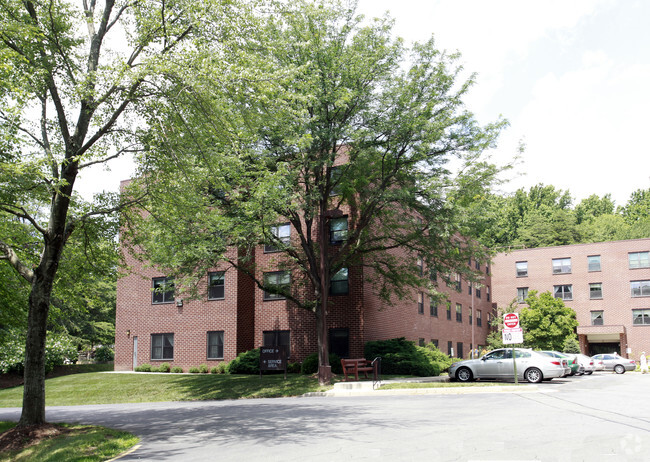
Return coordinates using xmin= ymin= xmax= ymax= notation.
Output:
xmin=632 ymin=309 xmax=650 ymax=325
xmin=589 ymin=283 xmax=603 ymax=299
xmin=554 ymin=284 xmax=573 ymax=300
xmin=591 ymin=311 xmax=603 ymax=326
xmin=517 ymin=287 xmax=528 ymax=303
xmin=456 ymin=303 xmax=462 ymax=322
xmin=516 ymin=261 xmax=528 ymax=277
xmin=207 ymin=331 xmax=224 ymax=359
xmin=631 ymin=280 xmax=650 ymax=297
xmin=552 ymin=258 xmax=572 ymax=274
xmin=588 ymin=255 xmax=601 ymax=272
xmin=629 ymin=252 xmax=650 ymax=269
xmin=264 ymin=223 xmax=290 ymax=253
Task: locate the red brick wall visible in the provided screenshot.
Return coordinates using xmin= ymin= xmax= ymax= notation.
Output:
xmin=491 ymin=239 xmax=650 ymax=358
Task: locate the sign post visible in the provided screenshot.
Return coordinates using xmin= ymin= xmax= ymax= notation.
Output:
xmin=259 ymin=345 xmax=288 ymax=380
xmin=503 ymin=313 xmax=522 ymax=385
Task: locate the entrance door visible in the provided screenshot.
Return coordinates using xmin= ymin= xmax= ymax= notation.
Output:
xmin=589 ymin=342 xmax=620 ymax=356
xmin=132 ymin=336 xmax=138 ymax=370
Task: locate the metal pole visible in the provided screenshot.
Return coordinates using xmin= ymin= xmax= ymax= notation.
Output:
xmin=512 ymin=346 xmax=518 ymax=385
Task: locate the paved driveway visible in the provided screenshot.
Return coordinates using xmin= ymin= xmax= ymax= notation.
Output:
xmin=2 ymin=373 xmax=650 ymax=461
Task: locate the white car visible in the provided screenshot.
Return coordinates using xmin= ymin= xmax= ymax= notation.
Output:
xmin=591 ymin=353 xmax=636 ymax=374
xmin=575 ymin=354 xmax=595 ymax=375
xmin=449 ymin=348 xmax=567 ymax=384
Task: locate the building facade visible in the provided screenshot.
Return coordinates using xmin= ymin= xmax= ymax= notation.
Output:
xmin=491 ymin=239 xmax=650 ymax=358
xmin=115 ymin=232 xmax=494 ymax=372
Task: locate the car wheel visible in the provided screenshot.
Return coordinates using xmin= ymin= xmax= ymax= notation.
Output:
xmin=456 ymin=367 xmax=473 ymax=382
xmin=614 ymin=364 xmax=625 ymax=374
xmin=584 ymin=371 xmax=593 ymax=375
xmin=525 ymin=367 xmax=543 ymax=383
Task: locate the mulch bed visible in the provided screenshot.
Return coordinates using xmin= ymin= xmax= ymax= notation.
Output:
xmin=0 ymin=423 xmax=73 ymax=453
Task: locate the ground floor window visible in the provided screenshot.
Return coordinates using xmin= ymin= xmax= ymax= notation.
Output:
xmin=329 ymin=328 xmax=349 ymax=358
xmin=263 ymin=330 xmax=291 ymax=357
xmin=151 ymin=333 xmax=174 ymax=360
xmin=447 ymin=341 xmax=453 ymax=356
xmin=207 ymin=331 xmax=224 ymax=359
xmin=457 ymin=342 xmax=464 ymax=359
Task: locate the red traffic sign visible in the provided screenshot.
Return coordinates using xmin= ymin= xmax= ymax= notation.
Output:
xmin=504 ymin=312 xmax=520 ymax=329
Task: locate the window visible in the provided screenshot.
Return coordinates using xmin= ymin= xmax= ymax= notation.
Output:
xmin=151 ymin=333 xmax=174 ymax=360
xmin=588 ymin=255 xmax=601 ymax=272
xmin=468 ymin=283 xmax=472 ymax=295
xmin=477 ymin=310 xmax=482 ymax=327
xmin=455 ymin=273 xmax=462 ymax=292
xmin=456 ymin=303 xmax=462 ymax=323
xmin=429 ymin=269 xmax=437 ymax=284
xmin=629 ymin=252 xmax=650 ymax=269
xmin=329 ymin=328 xmax=349 ymax=358
xmin=469 ymin=308 xmax=473 ymax=325
xmin=432 ymin=339 xmax=439 ymax=348
xmin=430 ymin=298 xmax=438 ymax=317
xmin=486 ymin=264 xmax=490 ymax=275
xmin=263 ymin=330 xmax=291 ymax=357
xmin=447 ymin=341 xmax=453 ymax=356
xmin=475 ymin=260 xmax=481 ymax=270
xmin=208 ymin=272 xmax=225 ymax=300
xmin=633 ymin=309 xmax=650 ymax=325
xmin=631 ymin=280 xmax=650 ymax=297
xmin=264 ymin=223 xmax=290 ymax=253
xmin=486 ymin=285 xmax=491 ymax=302
xmin=517 ymin=287 xmax=528 ymax=303
xmin=417 ymin=292 xmax=424 ymax=314
xmin=207 ymin=331 xmax=224 ymax=359
xmin=418 ymin=338 xmax=425 ymax=347
xmin=589 ymin=283 xmax=603 ymax=299
xmin=329 ymin=217 xmax=348 ymax=245
xmin=554 ymin=284 xmax=573 ymax=301
xmin=476 ymin=287 xmax=481 ymax=299
xmin=152 ymin=277 xmax=175 ymax=304
xmin=591 ymin=311 xmax=603 ymax=326
xmin=516 ymin=261 xmax=528 ymax=277
xmin=457 ymin=342 xmax=464 ymax=359
xmin=552 ymin=258 xmax=572 ymax=274
xmin=446 ymin=301 xmax=451 ymax=320
xmin=329 ymin=165 xmax=342 ymax=196
xmin=416 ymin=255 xmax=424 ymax=276
xmin=330 ymin=268 xmax=349 ymax=295
xmin=263 ymin=271 xmax=290 ymax=300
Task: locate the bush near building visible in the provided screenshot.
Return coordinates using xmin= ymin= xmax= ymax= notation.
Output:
xmin=364 ymin=338 xmax=441 ymax=377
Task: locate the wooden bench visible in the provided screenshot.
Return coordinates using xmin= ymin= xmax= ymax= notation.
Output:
xmin=341 ymin=358 xmax=377 ymax=382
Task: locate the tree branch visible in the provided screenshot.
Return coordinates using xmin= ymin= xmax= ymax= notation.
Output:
xmin=0 ymin=239 xmax=34 ymax=283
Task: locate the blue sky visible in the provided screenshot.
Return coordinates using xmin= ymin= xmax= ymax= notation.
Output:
xmin=78 ymin=0 xmax=649 ymax=207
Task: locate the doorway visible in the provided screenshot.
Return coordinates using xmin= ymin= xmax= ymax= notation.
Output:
xmin=132 ymin=336 xmax=138 ymax=370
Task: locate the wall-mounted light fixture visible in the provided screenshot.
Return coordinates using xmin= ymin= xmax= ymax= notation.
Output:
xmin=176 ymin=298 xmax=183 ymax=307
xmin=126 ymin=330 xmax=131 ymax=337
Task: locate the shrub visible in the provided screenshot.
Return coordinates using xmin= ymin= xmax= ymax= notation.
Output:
xmin=364 ymin=337 xmax=438 ymax=377
xmin=420 ymin=343 xmax=454 ymax=373
xmin=300 ymin=352 xmax=342 ymax=375
xmin=171 ymin=366 xmax=183 ymax=373
xmin=216 ymin=362 xmax=228 ymax=374
xmin=226 ymin=349 xmax=260 ymax=374
xmin=210 ymin=366 xmax=219 ymax=374
xmin=93 ymin=345 xmax=114 ymax=362
xmin=157 ymin=362 xmax=171 ymax=373
xmin=135 ymin=364 xmax=152 ymax=372
xmin=188 ymin=366 xmax=200 ymax=373
xmin=199 ymin=364 xmax=209 ymax=374
xmin=287 ymin=362 xmax=301 ymax=374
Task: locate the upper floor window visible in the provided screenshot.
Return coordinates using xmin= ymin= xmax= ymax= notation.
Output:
xmin=629 ymin=252 xmax=650 ymax=269
xmin=430 ymin=298 xmax=438 ymax=317
xmin=417 ymin=292 xmax=424 ymax=314
xmin=265 ymin=223 xmax=291 ymax=253
xmin=469 ymin=307 xmax=473 ymax=325
xmin=477 ymin=310 xmax=482 ymax=327
xmin=263 ymin=330 xmax=291 ymax=357
xmin=329 ymin=166 xmax=342 ymax=196
xmin=263 ymin=271 xmax=291 ymax=300
xmin=455 ymin=273 xmax=462 ymax=292
xmin=552 ymin=258 xmax=571 ymax=274
xmin=416 ymin=255 xmax=424 ymax=276
xmin=517 ymin=287 xmax=528 ymax=303
xmin=591 ymin=311 xmax=603 ymax=326
xmin=516 ymin=261 xmax=528 ymax=277
xmin=588 ymin=255 xmax=601 ymax=272
xmin=329 ymin=217 xmax=348 ymax=245
xmin=633 ymin=309 xmax=650 ymax=325
xmin=631 ymin=280 xmax=650 ymax=298
xmin=486 ymin=285 xmax=491 ymax=301
xmin=330 ymin=268 xmax=349 ymax=295
xmin=446 ymin=301 xmax=451 ymax=320
xmin=208 ymin=272 xmax=225 ymax=300
xmin=152 ymin=277 xmax=175 ymax=304
xmin=554 ymin=284 xmax=573 ymax=301
xmin=589 ymin=283 xmax=603 ymax=299
xmin=456 ymin=303 xmax=462 ymax=323
xmin=476 ymin=287 xmax=481 ymax=299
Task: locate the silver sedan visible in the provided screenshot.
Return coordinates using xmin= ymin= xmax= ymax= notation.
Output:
xmin=449 ymin=348 xmax=567 ymax=383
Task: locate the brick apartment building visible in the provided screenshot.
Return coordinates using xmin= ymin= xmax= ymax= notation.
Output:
xmin=115 ymin=229 xmax=494 ymax=372
xmin=491 ymin=238 xmax=650 ymax=358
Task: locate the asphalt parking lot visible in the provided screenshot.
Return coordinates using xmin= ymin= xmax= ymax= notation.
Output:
xmin=1 ymin=371 xmax=649 ymax=461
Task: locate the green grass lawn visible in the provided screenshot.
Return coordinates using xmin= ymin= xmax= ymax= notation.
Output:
xmin=0 ymin=421 xmax=139 ymax=461
xmin=0 ymin=372 xmax=330 ymax=408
